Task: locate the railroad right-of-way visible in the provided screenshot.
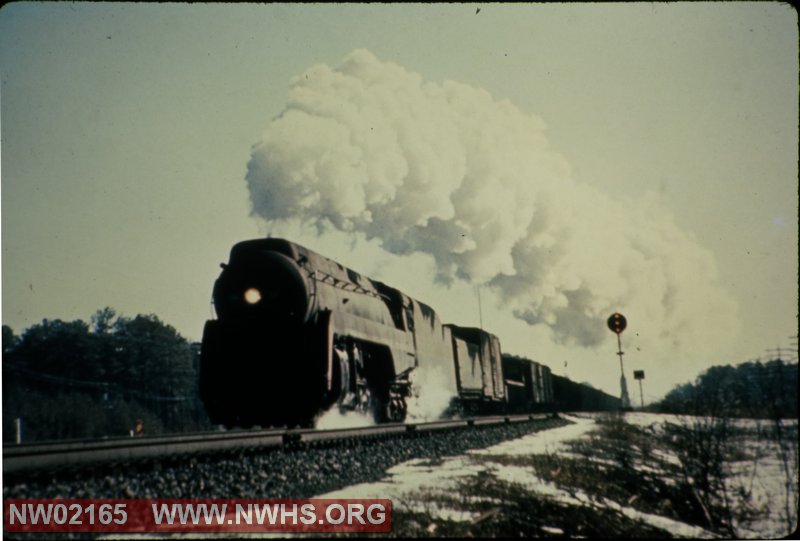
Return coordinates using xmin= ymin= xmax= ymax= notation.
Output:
xmin=3 ymin=414 xmax=569 ymax=500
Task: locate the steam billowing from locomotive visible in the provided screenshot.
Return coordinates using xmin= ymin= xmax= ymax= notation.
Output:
xmin=245 ymin=49 xmax=739 ymax=356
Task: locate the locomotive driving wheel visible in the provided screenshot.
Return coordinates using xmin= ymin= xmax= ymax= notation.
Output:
xmin=354 ymin=381 xmax=395 ymax=423
xmin=355 ymin=384 xmax=371 ymax=415
xmin=386 ymin=387 xmax=408 ymax=422
xmin=386 ymin=398 xmax=404 ymax=422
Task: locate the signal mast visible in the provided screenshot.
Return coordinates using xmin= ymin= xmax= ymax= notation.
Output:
xmin=607 ymin=312 xmax=631 ymax=410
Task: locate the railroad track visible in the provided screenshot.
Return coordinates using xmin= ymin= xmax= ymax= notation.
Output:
xmin=3 ymin=413 xmax=556 ymax=476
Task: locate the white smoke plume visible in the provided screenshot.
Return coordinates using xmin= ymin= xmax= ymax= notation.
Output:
xmin=314 ymin=408 xmax=374 ymax=430
xmin=405 ymin=364 xmax=458 ymax=422
xmin=246 ymin=49 xmax=739 ymax=355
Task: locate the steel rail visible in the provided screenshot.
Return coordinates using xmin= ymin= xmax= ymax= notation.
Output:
xmin=3 ymin=413 xmax=553 ymax=475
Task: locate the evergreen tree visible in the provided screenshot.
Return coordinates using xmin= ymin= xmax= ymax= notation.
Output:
xmin=2 ymin=309 xmax=209 ymax=442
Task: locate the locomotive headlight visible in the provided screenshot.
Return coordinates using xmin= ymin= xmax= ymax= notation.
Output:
xmin=243 ymin=287 xmax=262 ymax=305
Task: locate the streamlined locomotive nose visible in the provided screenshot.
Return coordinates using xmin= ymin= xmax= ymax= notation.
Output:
xmin=212 ymin=250 xmax=314 ymax=325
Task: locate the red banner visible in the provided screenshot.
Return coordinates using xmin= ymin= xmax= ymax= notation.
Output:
xmin=4 ymin=499 xmax=392 ymax=533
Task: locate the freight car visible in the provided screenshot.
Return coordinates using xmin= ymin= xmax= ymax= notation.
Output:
xmin=550 ymin=373 xmax=622 ymax=412
xmin=501 ymin=354 xmax=555 ymax=414
xmin=199 ymin=238 xmax=619 ymax=428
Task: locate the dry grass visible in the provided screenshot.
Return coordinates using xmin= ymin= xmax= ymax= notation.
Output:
xmin=329 ymin=414 xmax=797 ymax=538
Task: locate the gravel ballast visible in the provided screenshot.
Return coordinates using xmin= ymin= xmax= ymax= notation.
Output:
xmin=4 ymin=417 xmax=568 ymax=500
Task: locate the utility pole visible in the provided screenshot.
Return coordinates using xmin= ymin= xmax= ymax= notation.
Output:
xmin=766 ymin=336 xmax=799 ymax=363
xmin=766 ymin=347 xmax=784 ymax=361
xmin=607 ymin=313 xmax=631 ymax=410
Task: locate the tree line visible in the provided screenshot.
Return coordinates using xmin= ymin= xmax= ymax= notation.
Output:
xmin=2 ymin=308 xmax=210 ymax=443
xmin=653 ymin=359 xmax=798 ymax=418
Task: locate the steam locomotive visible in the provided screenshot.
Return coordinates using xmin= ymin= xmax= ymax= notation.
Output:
xmin=199 ymin=238 xmax=619 ymax=428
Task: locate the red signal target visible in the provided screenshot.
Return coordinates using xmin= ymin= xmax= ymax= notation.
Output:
xmin=607 ymin=312 xmax=627 ymax=334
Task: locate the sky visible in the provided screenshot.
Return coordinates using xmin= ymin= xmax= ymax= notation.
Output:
xmin=1 ymin=2 xmax=797 ymax=401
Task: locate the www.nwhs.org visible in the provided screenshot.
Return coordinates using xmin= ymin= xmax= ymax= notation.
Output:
xmin=4 ymin=498 xmax=392 ymax=533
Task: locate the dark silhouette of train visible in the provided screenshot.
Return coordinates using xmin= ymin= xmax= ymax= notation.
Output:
xmin=199 ymin=238 xmax=620 ymax=428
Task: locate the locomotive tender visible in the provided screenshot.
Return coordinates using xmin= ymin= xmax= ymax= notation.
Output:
xmin=199 ymin=238 xmax=618 ymax=428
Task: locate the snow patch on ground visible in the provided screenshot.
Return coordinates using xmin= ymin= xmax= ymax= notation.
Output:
xmin=316 ymin=414 xmax=796 ymax=538
xmin=471 ymin=414 xmax=595 ymax=457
